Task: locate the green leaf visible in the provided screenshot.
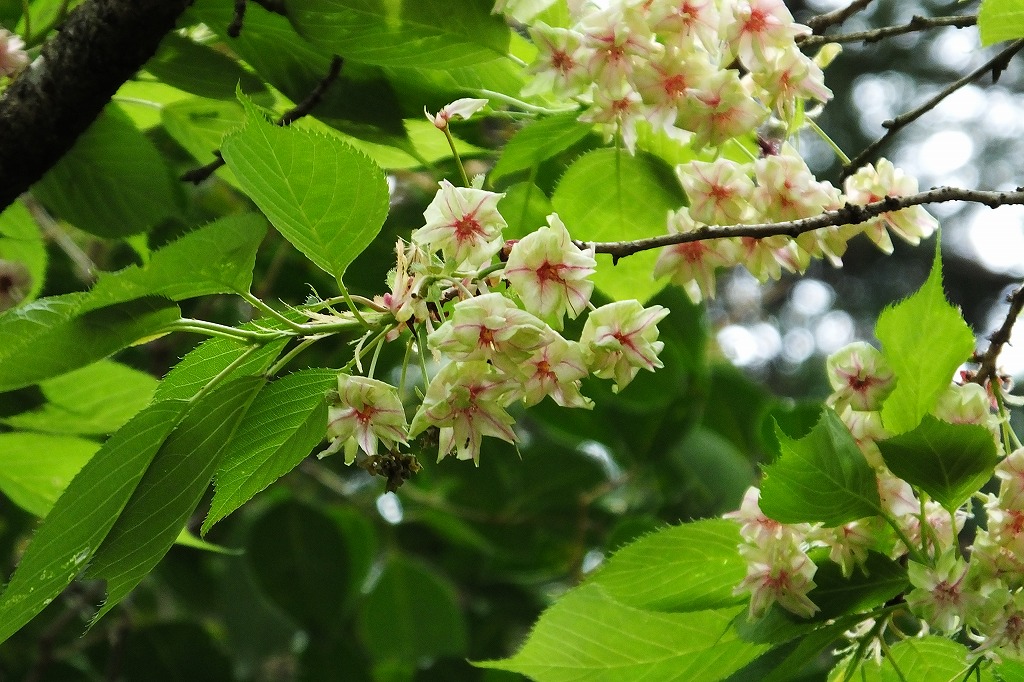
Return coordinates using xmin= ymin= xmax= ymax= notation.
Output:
xmin=32 ymin=104 xmax=182 ymax=238
xmin=552 ymin=149 xmax=684 ymax=302
xmin=759 ymin=409 xmax=881 ymax=526
xmin=876 ymin=244 xmax=975 ymax=434
xmin=0 ymin=433 xmax=99 ymax=517
xmin=0 ymin=200 xmax=47 ymax=306
xmin=478 ymin=584 xmax=768 ymax=681
xmin=288 ymin=0 xmax=511 ymax=68
xmin=146 ymin=32 xmax=269 ymax=101
xmin=161 ymin=98 xmax=244 ymax=173
xmin=0 ymin=294 xmax=179 ymax=392
xmin=358 ymin=555 xmax=468 ymax=662
xmin=203 ymin=369 xmax=337 ymax=533
xmin=756 ymin=618 xmax=862 ymax=682
xmin=996 ymin=660 xmax=1024 ymax=682
xmin=853 ymin=636 xmax=983 ymax=682
xmin=0 ymin=400 xmax=186 ymax=645
xmin=491 ymin=114 xmax=591 ymax=184
xmin=809 ymin=552 xmax=908 ymax=620
xmin=590 ymin=519 xmax=747 ymax=611
xmin=2 ymin=360 xmax=157 ymax=435
xmin=86 ymin=376 xmax=264 ymax=622
xmin=877 ymin=416 xmax=998 ymax=510
xmin=90 ymin=213 xmax=268 ymax=303
xmin=221 ymin=95 xmax=390 ymax=279
xmin=980 ymin=0 xmax=1024 ymax=45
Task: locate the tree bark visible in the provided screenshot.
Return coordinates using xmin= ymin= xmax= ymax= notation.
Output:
xmin=0 ymin=0 xmax=192 ymax=212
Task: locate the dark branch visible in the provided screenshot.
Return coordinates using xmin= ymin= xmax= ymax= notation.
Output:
xmin=799 ymin=14 xmax=977 ymax=48
xmin=805 ymin=0 xmax=874 ymax=35
xmin=581 ymin=186 xmax=1024 ymax=260
xmin=228 ymin=0 xmax=247 ymax=38
xmin=843 ymin=39 xmax=1024 ymax=178
xmin=0 ymin=0 xmax=192 ymax=213
xmin=181 ymin=55 xmax=345 ymax=184
xmin=250 ymin=0 xmax=287 ymax=15
xmin=975 ymin=284 xmax=1024 ymax=387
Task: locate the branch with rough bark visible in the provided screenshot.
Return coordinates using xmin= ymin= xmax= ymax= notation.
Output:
xmin=0 ymin=0 xmax=191 ymax=214
xmin=799 ymin=14 xmax=977 ymax=49
xmin=581 ymin=187 xmax=1024 ymax=261
xmin=805 ymin=0 xmax=874 ymax=35
xmin=975 ymin=284 xmax=1024 ymax=387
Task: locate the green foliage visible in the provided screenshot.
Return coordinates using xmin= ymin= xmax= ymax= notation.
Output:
xmin=876 ymin=244 xmax=975 ymax=434
xmin=759 ymin=409 xmax=881 ymax=525
xmin=491 ymin=114 xmax=592 ymax=184
xmin=834 ymin=636 xmax=990 ymax=682
xmin=877 ymin=416 xmax=999 ymax=510
xmin=0 ymin=432 xmax=98 ymax=517
xmin=979 ymin=0 xmax=1024 ymax=45
xmin=146 ymin=32 xmax=270 ymax=102
xmin=0 ymin=201 xmax=46 ymax=305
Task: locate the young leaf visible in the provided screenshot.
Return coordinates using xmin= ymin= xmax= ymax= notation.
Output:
xmin=221 ymin=95 xmax=390 ymax=280
xmin=552 ymin=149 xmax=685 ymax=302
xmin=876 ymin=244 xmax=974 ymax=434
xmin=203 ymin=369 xmax=337 ymax=533
xmin=490 ymin=114 xmax=592 ymax=184
xmin=979 ymin=0 xmax=1024 ymax=46
xmin=0 ymin=433 xmax=99 ymax=517
xmin=2 ymin=360 xmax=157 ymax=435
xmin=589 ymin=518 xmax=747 ymax=611
xmin=0 ymin=401 xmax=186 ymax=645
xmin=32 ymin=104 xmax=183 ymax=238
xmin=759 ymin=409 xmax=881 ymax=526
xmin=877 ymin=416 xmax=998 ymax=511
xmin=477 ymin=584 xmax=769 ymax=681
xmin=0 ymin=294 xmax=180 ymax=392
xmin=288 ymin=0 xmax=511 ymax=68
xmin=86 ymin=376 xmax=264 ymax=622
xmin=853 ymin=636 xmax=979 ymax=682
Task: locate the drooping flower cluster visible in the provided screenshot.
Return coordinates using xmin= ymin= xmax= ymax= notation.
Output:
xmin=0 ymin=30 xmax=28 ymax=79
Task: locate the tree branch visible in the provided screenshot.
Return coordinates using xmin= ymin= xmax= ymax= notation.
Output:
xmin=581 ymin=186 xmax=1024 ymax=260
xmin=805 ymin=0 xmax=874 ymax=35
xmin=0 ymin=0 xmax=192 ymax=214
xmin=843 ymin=39 xmax=1024 ymax=178
xmin=798 ymin=14 xmax=977 ymax=49
xmin=974 ymin=284 xmax=1024 ymax=387
xmin=181 ymin=55 xmax=345 ymax=184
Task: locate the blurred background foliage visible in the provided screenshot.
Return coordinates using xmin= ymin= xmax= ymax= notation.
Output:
xmin=0 ymin=0 xmax=1021 ymax=679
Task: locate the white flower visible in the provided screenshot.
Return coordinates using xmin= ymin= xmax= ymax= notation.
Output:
xmin=677 ymin=158 xmax=755 ymax=225
xmin=0 ymin=30 xmax=28 ymax=78
xmin=825 ymin=341 xmax=896 ymax=412
xmin=581 ymin=300 xmax=669 ymax=392
xmin=652 ymin=208 xmax=735 ymax=304
xmin=425 ymin=98 xmax=489 ymax=130
xmin=323 ymin=375 xmax=408 ymax=462
xmin=519 ymin=334 xmax=593 ymax=409
xmin=843 ymin=159 xmax=938 ymax=254
xmin=413 ymin=180 xmax=506 ymax=268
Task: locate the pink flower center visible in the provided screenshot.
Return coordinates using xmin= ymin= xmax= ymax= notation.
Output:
xmin=662 ymin=74 xmax=688 ymax=97
xmin=551 ymin=49 xmax=575 ymax=73
xmin=744 ymin=8 xmax=769 ymax=34
xmin=453 ymin=213 xmax=485 ymax=241
xmin=536 ymin=260 xmax=562 ymax=283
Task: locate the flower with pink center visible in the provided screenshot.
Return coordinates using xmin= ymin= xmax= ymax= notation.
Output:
xmin=427 ymin=292 xmax=550 ymax=374
xmin=724 ymin=486 xmax=789 ymax=545
xmin=986 ymin=494 xmax=1024 ymax=558
xmin=996 ymin=448 xmax=1024 ymax=510
xmin=644 ymin=0 xmax=721 ymax=50
xmin=652 ymin=208 xmax=736 ymax=304
xmin=0 ymin=30 xmax=28 ymax=78
xmin=503 ymin=213 xmax=596 ymax=328
xmin=843 ymin=159 xmax=938 ymax=254
xmin=736 ymin=235 xmax=795 ymax=282
xmin=519 ymin=333 xmax=593 ymax=409
xmin=825 ymin=342 xmax=896 ymax=412
xmin=409 ymin=360 xmax=517 ymax=464
xmin=753 ymin=154 xmax=840 ymax=223
xmin=736 ymin=541 xmax=819 ymax=619
xmin=725 ymin=0 xmax=810 ymax=69
xmin=907 ymin=551 xmax=976 ymax=633
xmin=413 ymin=180 xmax=507 ymax=268
xmin=425 ymin=98 xmax=489 ymax=130
xmin=324 ymin=375 xmax=408 ymax=462
xmin=634 ymin=45 xmax=713 ymax=134
xmin=677 ymin=158 xmax=755 ymax=225
xmin=578 ymin=6 xmax=660 ymax=89
xmin=523 ymin=23 xmax=594 ymax=98
xmin=818 ymin=519 xmax=877 ymax=578
xmin=580 ymin=300 xmax=669 ymax=391
xmin=578 ymin=82 xmax=645 ymax=152
xmin=750 ymin=45 xmax=832 ymax=118
xmin=678 ymin=69 xmax=768 ymax=149
xmin=934 ymin=382 xmax=999 ymax=433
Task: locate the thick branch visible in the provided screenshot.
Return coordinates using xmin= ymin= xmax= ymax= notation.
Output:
xmin=805 ymin=0 xmax=874 ymax=35
xmin=583 ymin=187 xmax=1024 ymax=260
xmin=0 ymin=0 xmax=191 ymax=213
xmin=799 ymin=14 xmax=977 ymax=49
xmin=975 ymin=284 xmax=1024 ymax=387
xmin=843 ymin=39 xmax=1024 ymax=178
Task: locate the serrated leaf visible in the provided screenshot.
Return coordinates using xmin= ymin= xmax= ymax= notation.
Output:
xmin=853 ymin=636 xmax=984 ymax=682
xmin=552 ymin=148 xmax=684 ymax=302
xmin=221 ymin=95 xmax=390 ymax=280
xmin=980 ymin=0 xmax=1024 ymax=45
xmin=0 ymin=200 xmax=47 ymax=306
xmin=358 ymin=555 xmax=468 ymax=662
xmin=32 ymin=104 xmax=182 ymax=238
xmin=161 ymin=98 xmax=244 ymax=171
xmin=477 ymin=584 xmax=768 ymax=681
xmin=2 ymin=360 xmax=157 ymax=435
xmin=86 ymin=376 xmax=264 ymax=622
xmin=877 ymin=416 xmax=998 ymax=510
xmin=90 ymin=213 xmax=268 ymax=303
xmin=146 ymin=32 xmax=269 ymax=101
xmin=203 ymin=369 xmax=337 ymax=533
xmin=590 ymin=518 xmax=746 ymax=611
xmin=288 ymin=0 xmax=511 ymax=68
xmin=0 ymin=400 xmax=186 ymax=645
xmin=0 ymin=433 xmax=99 ymax=517
xmin=491 ymin=114 xmax=591 ymax=184
xmin=759 ymin=409 xmax=881 ymax=526
xmin=0 ymin=294 xmax=179 ymax=392
xmin=876 ymin=244 xmax=975 ymax=434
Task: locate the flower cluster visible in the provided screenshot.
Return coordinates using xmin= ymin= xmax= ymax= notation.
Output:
xmin=323 ymin=179 xmax=669 ymax=465
xmin=0 ymin=29 xmax=27 ymax=79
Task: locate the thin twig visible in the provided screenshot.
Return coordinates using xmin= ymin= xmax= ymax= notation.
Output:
xmin=799 ymin=14 xmax=976 ymax=48
xmin=805 ymin=0 xmax=874 ymax=35
xmin=181 ymin=55 xmax=345 ymax=184
xmin=582 ymin=186 xmax=1024 ymax=260
xmin=843 ymin=39 xmax=1024 ymax=178
xmin=21 ymin=195 xmax=97 ymax=284
xmin=974 ymin=284 xmax=1024 ymax=387
xmin=227 ymin=0 xmax=247 ymax=38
